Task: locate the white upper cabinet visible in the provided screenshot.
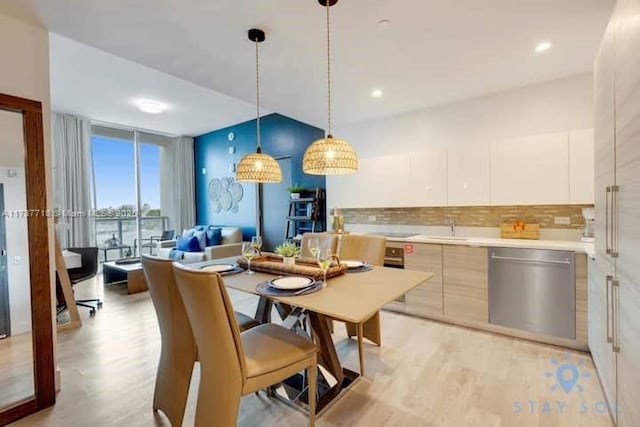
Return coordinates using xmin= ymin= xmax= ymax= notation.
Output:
xmin=326 ymin=154 xmax=410 ymax=209
xmin=326 ymin=169 xmax=358 ymax=209
xmin=447 ymin=142 xmax=491 ymax=206
xmin=364 ymin=154 xmax=410 ymax=208
xmin=328 ymin=130 xmax=592 ymax=209
xmin=490 ymin=132 xmax=570 ymax=205
xmin=407 ymin=147 xmax=447 ymax=207
xmin=569 ymin=128 xmax=595 ymax=204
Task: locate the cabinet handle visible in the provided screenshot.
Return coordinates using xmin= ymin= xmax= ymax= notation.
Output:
xmin=610 ymin=185 xmax=619 ymax=258
xmin=490 ymin=254 xmax=571 ymax=265
xmin=612 ymin=279 xmax=620 ymax=353
xmin=606 ymin=275 xmax=613 ymax=344
xmin=605 ymin=186 xmax=611 ymax=255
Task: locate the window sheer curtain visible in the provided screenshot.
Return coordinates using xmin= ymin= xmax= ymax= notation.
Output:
xmin=52 ymin=113 xmax=96 ymax=248
xmin=160 ymin=136 xmax=195 ymax=233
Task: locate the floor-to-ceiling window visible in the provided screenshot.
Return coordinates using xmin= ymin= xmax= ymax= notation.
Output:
xmin=91 ymin=125 xmax=169 ymax=261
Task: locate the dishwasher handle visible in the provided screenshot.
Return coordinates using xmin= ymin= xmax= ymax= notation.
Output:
xmin=490 ymin=253 xmax=572 ymax=265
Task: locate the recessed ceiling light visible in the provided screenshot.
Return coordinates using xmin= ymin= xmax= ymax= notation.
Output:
xmin=535 ymin=41 xmax=552 ymax=53
xmin=371 ymin=89 xmax=383 ymax=98
xmin=134 ymin=99 xmax=167 ymax=114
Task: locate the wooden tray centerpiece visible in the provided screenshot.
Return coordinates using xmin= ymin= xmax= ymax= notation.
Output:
xmin=237 ymin=253 xmax=347 ymax=280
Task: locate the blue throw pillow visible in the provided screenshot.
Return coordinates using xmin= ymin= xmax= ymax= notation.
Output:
xmin=176 ymin=235 xmax=201 ymax=252
xmin=194 ymin=229 xmax=207 ymax=251
xmin=194 ymin=225 xmax=207 ymax=232
xmin=182 ymin=228 xmax=195 ymax=237
xmin=206 ymin=226 xmax=222 ymax=246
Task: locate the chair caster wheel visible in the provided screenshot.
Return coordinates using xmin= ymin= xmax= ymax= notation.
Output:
xmin=97 ymin=302 xmax=103 ymax=308
xmin=90 ymin=309 xmax=96 ymax=317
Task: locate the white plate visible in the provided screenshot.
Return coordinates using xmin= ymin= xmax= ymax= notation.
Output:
xmin=201 ymin=264 xmax=236 ymax=273
xmin=343 ymin=260 xmax=366 ymax=269
xmin=269 ymin=276 xmax=314 ymax=290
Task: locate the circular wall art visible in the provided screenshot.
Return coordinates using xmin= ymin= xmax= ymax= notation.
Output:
xmin=208 ymin=177 xmax=244 ymax=214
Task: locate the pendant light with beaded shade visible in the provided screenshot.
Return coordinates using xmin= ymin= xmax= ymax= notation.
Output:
xmin=303 ymin=0 xmax=358 ymax=175
xmin=236 ymin=29 xmax=282 ymax=183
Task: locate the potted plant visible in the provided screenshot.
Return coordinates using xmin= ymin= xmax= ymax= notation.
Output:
xmin=275 ymin=241 xmax=299 ymax=266
xmin=287 ymin=183 xmax=305 ymax=200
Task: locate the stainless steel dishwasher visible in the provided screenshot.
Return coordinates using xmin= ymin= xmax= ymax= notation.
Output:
xmin=488 ymin=247 xmax=575 ymax=339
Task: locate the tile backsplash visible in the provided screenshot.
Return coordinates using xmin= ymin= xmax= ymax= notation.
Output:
xmin=341 ymin=205 xmax=592 ymax=229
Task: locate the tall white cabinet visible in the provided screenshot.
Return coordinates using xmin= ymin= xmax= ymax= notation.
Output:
xmin=590 ymin=1 xmax=640 ymax=425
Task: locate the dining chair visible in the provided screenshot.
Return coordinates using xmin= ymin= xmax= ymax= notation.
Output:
xmin=300 ymin=232 xmax=338 ymax=258
xmin=172 ymin=263 xmax=318 ymax=427
xmin=337 ymin=234 xmax=386 ymax=376
xmin=141 ymin=255 xmax=259 ymax=427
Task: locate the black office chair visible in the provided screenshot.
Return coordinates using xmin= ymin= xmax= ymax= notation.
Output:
xmin=134 ymin=229 xmax=175 ymax=256
xmin=57 ymin=247 xmax=102 ymax=317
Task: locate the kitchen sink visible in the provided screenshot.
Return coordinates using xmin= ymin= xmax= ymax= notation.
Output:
xmin=408 ymin=235 xmax=469 ymax=241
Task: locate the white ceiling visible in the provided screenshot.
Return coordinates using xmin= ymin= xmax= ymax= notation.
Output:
xmin=49 ymin=34 xmax=260 ymax=136
xmin=6 ymin=0 xmax=614 ymax=135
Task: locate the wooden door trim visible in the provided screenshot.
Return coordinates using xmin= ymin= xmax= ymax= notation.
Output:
xmin=0 ymin=93 xmax=55 ymax=425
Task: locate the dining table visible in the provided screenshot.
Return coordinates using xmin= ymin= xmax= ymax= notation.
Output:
xmin=192 ymin=256 xmax=434 ymax=415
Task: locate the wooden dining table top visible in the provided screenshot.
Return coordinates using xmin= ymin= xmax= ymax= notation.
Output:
xmin=191 ymin=257 xmax=434 ymax=324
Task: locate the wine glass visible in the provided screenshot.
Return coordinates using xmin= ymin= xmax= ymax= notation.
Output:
xmin=317 ymin=248 xmax=332 ymax=287
xmin=308 ymin=237 xmax=320 ymax=259
xmin=242 ymin=242 xmax=256 ymax=275
xmin=251 ymin=235 xmax=262 ymax=251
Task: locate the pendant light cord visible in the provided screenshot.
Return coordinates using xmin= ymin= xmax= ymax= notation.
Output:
xmin=326 ymin=1 xmax=332 ymax=137
xmin=256 ymin=38 xmax=261 ymax=149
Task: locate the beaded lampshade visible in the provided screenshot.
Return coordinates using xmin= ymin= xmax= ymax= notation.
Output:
xmin=303 ymin=135 xmax=358 ymax=175
xmin=236 ymin=28 xmax=282 ymax=184
xmin=236 ymin=147 xmax=282 ymax=182
xmin=302 ymin=0 xmax=358 ymax=176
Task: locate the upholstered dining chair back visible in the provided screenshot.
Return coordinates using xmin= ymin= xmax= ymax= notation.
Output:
xmin=339 ymin=234 xmax=386 ymax=266
xmin=141 ymin=255 xmax=196 ymax=427
xmin=300 ymin=232 xmax=339 ymax=258
xmin=172 ymin=263 xmax=247 ymax=426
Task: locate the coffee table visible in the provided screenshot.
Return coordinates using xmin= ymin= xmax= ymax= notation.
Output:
xmin=102 ymin=261 xmax=147 ymax=294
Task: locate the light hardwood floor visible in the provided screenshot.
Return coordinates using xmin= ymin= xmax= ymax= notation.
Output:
xmin=9 ymin=275 xmax=613 ymax=427
xmin=0 ymin=332 xmax=34 ymax=409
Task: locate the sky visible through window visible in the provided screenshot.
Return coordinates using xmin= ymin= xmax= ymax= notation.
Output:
xmin=91 ymin=136 xmax=160 ymax=210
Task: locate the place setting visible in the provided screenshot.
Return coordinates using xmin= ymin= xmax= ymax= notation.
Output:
xmin=341 ymin=259 xmax=373 ymax=273
xmin=255 ymin=275 xmax=323 ymax=297
xmin=199 ymin=262 xmax=244 ymax=276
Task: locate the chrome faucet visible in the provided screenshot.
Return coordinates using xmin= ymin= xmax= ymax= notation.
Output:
xmin=447 ymin=218 xmax=456 ymax=236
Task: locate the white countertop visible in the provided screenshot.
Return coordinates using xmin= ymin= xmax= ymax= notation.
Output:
xmin=385 ymin=235 xmax=596 ymax=258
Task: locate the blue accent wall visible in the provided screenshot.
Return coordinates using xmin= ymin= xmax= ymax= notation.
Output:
xmin=194 ymin=113 xmax=325 ymax=240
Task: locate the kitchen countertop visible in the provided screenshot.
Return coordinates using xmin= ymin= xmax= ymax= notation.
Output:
xmin=384 ymin=235 xmax=596 ymax=258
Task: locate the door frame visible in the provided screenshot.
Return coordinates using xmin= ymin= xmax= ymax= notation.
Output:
xmin=0 ymin=184 xmax=9 ymax=338
xmin=0 ymin=93 xmax=55 ymax=425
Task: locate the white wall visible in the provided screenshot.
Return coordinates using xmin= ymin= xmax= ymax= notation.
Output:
xmin=0 ymin=8 xmax=54 ymax=372
xmin=335 ymin=73 xmax=593 ymax=158
xmin=0 ymin=167 xmax=32 ymax=335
